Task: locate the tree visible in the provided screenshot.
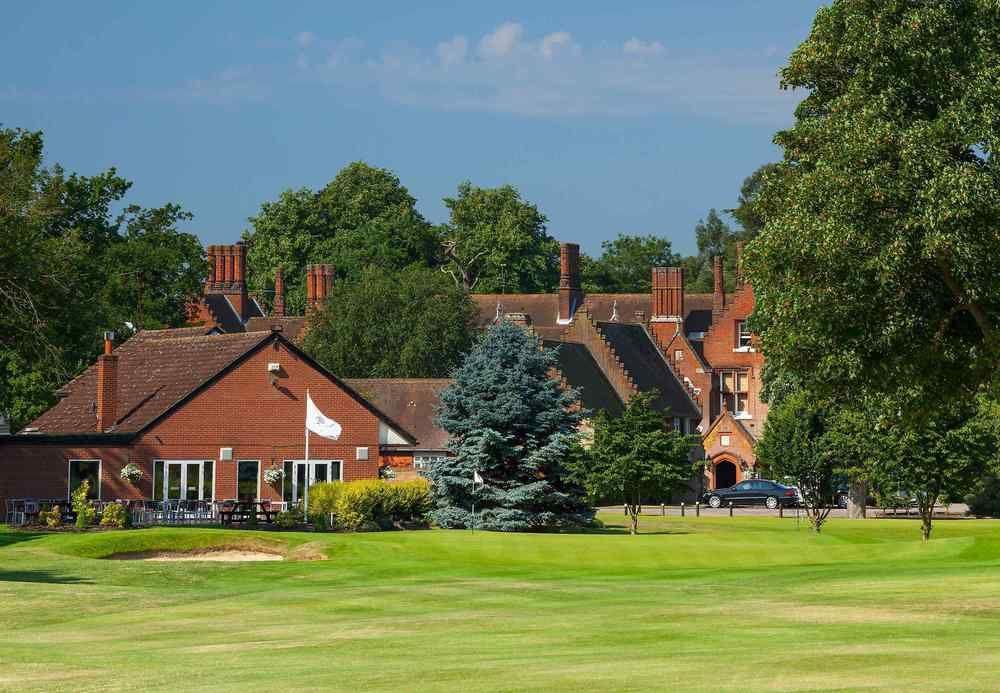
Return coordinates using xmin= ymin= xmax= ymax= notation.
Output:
xmin=439 ymin=182 xmax=558 ymax=293
xmin=861 ymin=398 xmax=995 ymax=541
xmin=302 ymin=265 xmax=476 ymax=378
xmin=755 ymin=390 xmax=838 ymax=532
xmin=428 ymin=321 xmax=594 ymax=531
xmin=745 ymin=0 xmax=1000 ymax=414
xmin=571 ymin=391 xmax=694 ymax=535
xmin=580 ymin=234 xmax=679 ymax=293
xmin=244 ymin=163 xmax=437 ymax=314
xmin=0 ymin=127 xmax=202 ymax=430
xmin=727 ymin=163 xmax=779 ymax=238
xmin=683 ymin=210 xmax=741 ymax=293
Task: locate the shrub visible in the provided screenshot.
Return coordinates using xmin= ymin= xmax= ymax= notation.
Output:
xmin=274 ymin=507 xmax=303 ymax=529
xmin=307 ymin=482 xmax=342 ymax=524
xmin=966 ymin=472 xmax=1000 ymax=517
xmin=334 ymin=478 xmax=432 ymax=531
xmin=38 ymin=505 xmax=62 ymax=528
xmin=72 ymin=481 xmax=96 ymax=529
xmin=99 ymin=502 xmax=129 ymax=528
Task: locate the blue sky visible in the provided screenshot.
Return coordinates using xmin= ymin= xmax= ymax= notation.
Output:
xmin=2 ymin=1 xmax=825 ymax=256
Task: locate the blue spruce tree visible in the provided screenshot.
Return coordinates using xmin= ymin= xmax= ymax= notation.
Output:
xmin=429 ymin=320 xmax=595 ymax=531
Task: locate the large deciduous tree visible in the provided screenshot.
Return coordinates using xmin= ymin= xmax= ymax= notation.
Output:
xmin=439 ymin=182 xmax=558 ymax=293
xmin=428 ymin=321 xmax=593 ymax=531
xmin=571 ymin=391 xmax=694 ymax=535
xmin=302 ymin=265 xmax=476 ymax=379
xmin=0 ymin=127 xmax=203 ymax=430
xmin=244 ymin=163 xmax=438 ymax=314
xmin=745 ymin=0 xmax=1000 ymax=413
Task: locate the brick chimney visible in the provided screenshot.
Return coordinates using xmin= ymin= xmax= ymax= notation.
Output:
xmin=558 ymin=242 xmax=582 ymax=324
xmin=96 ymin=331 xmax=118 ymax=432
xmin=713 ymin=255 xmax=725 ymax=319
xmin=650 ymin=266 xmax=684 ymax=345
xmin=272 ymin=265 xmax=285 ymax=317
xmin=204 ymin=242 xmax=249 ymax=318
xmin=306 ymin=264 xmax=334 ymax=311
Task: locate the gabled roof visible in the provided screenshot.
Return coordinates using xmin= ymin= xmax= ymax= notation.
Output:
xmin=542 ymin=340 xmax=624 ymax=416
xmin=19 ymin=328 xmax=416 ymax=444
xmin=703 ymin=407 xmax=759 ymax=446
xmin=245 ymin=316 xmax=308 ymax=340
xmin=346 ymin=379 xmax=451 ymax=452
xmin=594 ymin=322 xmax=701 ymax=420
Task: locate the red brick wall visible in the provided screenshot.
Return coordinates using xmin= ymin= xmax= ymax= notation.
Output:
xmin=0 ymin=340 xmax=385 ymax=506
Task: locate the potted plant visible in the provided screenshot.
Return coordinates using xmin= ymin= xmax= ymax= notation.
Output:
xmin=120 ymin=463 xmax=142 ymax=484
xmin=263 ymin=466 xmax=284 ymax=486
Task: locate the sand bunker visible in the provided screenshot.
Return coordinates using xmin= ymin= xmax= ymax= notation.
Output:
xmin=110 ymin=549 xmax=283 ymax=562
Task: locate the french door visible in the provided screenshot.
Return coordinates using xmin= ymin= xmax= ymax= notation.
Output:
xmin=154 ymin=460 xmax=214 ymax=501
xmin=283 ymin=460 xmax=342 ymax=503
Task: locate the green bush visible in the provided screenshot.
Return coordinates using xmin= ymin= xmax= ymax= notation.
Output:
xmin=966 ymin=473 xmax=1000 ymax=517
xmin=38 ymin=505 xmax=62 ymax=528
xmin=99 ymin=502 xmax=129 ymax=528
xmin=334 ymin=478 xmax=432 ymax=531
xmin=72 ymin=481 xmax=96 ymax=529
xmin=307 ymin=482 xmax=342 ymax=524
xmin=274 ymin=508 xmax=303 ymax=529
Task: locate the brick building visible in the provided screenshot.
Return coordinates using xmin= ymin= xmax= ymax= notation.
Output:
xmin=1 ymin=235 xmax=765 ymax=507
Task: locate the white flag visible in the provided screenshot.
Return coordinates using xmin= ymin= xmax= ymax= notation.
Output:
xmin=473 ymin=470 xmax=484 ymax=484
xmin=306 ymin=392 xmax=342 ymax=440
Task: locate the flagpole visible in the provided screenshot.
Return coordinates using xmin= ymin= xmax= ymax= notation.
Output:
xmin=304 ymin=389 xmax=310 ymax=522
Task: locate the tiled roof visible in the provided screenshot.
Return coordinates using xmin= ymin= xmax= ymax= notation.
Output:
xmin=595 ymin=322 xmax=701 ymax=420
xmin=245 ymin=316 xmax=308 ymax=340
xmin=543 ymin=341 xmax=624 ymax=416
xmin=29 ymin=329 xmax=272 ymax=435
xmin=472 ymin=292 xmax=715 ymax=336
xmin=346 ymin=379 xmax=451 ymax=451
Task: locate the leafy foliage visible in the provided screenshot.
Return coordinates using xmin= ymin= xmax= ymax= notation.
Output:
xmin=0 ymin=127 xmax=204 ymax=430
xmin=244 ymin=162 xmax=438 ymax=314
xmin=429 ymin=321 xmax=594 ymax=531
xmin=745 ymin=0 xmax=1000 ymax=412
xmin=99 ymin=502 xmax=129 ymax=529
xmin=302 ymin=265 xmax=476 ymax=378
xmin=755 ymin=390 xmax=838 ymax=532
xmin=570 ymin=391 xmax=694 ymax=534
xmin=72 ymin=481 xmax=95 ymax=529
xmin=439 ymin=182 xmax=558 ymax=293
xmin=306 ymin=479 xmax=432 ymax=531
xmin=580 ymin=234 xmax=679 ymax=293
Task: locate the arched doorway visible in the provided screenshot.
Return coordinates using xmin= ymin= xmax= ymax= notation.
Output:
xmin=714 ymin=460 xmax=737 ymax=489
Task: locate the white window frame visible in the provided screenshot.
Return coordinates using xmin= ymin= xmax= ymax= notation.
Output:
xmin=734 ymin=320 xmax=753 ymax=352
xmin=283 ymin=459 xmax=343 ymax=503
xmin=153 ymin=460 xmax=215 ymax=502
xmin=413 ymin=455 xmax=446 ymax=470
xmin=68 ymin=459 xmax=101 ymax=501
xmin=719 ymin=370 xmax=750 ymax=417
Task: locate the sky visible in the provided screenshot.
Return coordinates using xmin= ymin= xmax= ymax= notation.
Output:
xmin=1 ymin=1 xmax=826 ymax=256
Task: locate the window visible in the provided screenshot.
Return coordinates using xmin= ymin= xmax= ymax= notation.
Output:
xmin=671 ymin=417 xmax=686 ymax=434
xmin=674 ymin=349 xmax=684 ymax=362
xmin=153 ymin=460 xmax=213 ymax=501
xmin=413 ymin=455 xmax=446 ymax=477
xmin=736 ymin=321 xmax=752 ymax=349
xmin=69 ymin=460 xmax=100 ymax=500
xmin=238 ymin=460 xmax=259 ymax=502
xmin=720 ymin=370 xmax=749 ymax=415
xmin=282 ymin=460 xmax=342 ymax=503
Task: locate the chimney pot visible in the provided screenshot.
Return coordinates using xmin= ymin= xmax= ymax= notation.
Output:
xmin=273 ymin=265 xmax=285 ymax=317
xmin=713 ymin=255 xmax=725 ymax=318
xmin=558 ymin=242 xmax=582 ymax=323
xmin=96 ymin=332 xmax=118 ymax=432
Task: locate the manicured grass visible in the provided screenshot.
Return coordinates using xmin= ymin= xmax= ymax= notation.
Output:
xmin=2 ymin=514 xmax=1000 ymax=691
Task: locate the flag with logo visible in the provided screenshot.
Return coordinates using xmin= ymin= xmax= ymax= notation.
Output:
xmin=306 ymin=392 xmax=342 ymax=440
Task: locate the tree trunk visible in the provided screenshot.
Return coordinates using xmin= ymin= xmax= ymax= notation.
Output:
xmin=848 ymin=478 xmax=866 ymax=519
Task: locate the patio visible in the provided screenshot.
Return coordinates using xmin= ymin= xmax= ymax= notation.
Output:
xmin=4 ymin=498 xmax=293 ymax=527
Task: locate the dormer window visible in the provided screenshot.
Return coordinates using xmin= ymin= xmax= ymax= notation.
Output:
xmin=736 ymin=320 xmax=752 ymax=349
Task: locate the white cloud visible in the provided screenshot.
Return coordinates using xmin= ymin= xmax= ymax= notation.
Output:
xmin=478 ymin=22 xmax=523 ymax=59
xmin=436 ymin=35 xmax=468 ymax=66
xmin=624 ymin=38 xmax=664 ymax=56
xmin=540 ymin=32 xmax=574 ymax=60
xmin=296 ymin=31 xmax=315 ymax=48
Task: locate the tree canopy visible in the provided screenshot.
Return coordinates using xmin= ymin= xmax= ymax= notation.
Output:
xmin=0 ymin=127 xmax=204 ymax=430
xmin=301 ymin=265 xmax=476 ymax=379
xmin=439 ymin=182 xmax=558 ymax=293
xmin=580 ymin=234 xmax=679 ymax=293
xmin=745 ymin=0 xmax=1000 ymax=414
xmin=428 ymin=322 xmax=593 ymax=531
xmin=244 ymin=162 xmax=438 ymax=315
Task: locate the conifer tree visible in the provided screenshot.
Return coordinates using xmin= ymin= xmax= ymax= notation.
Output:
xmin=429 ymin=321 xmax=594 ymax=531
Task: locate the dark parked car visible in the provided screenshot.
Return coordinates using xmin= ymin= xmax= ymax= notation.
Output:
xmin=702 ymin=480 xmax=799 ymax=509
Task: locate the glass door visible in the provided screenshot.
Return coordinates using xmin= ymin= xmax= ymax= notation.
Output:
xmin=284 ymin=460 xmax=340 ymax=503
xmin=237 ymin=460 xmax=259 ymax=503
xmin=155 ymin=461 xmax=212 ymax=501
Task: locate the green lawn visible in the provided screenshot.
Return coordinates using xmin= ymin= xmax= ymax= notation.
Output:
xmin=2 ymin=513 xmax=1000 ymax=692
